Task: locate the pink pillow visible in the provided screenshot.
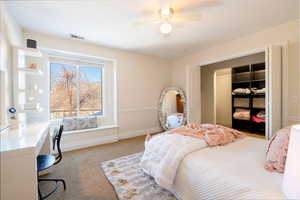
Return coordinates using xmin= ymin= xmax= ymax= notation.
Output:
xmin=264 ymin=126 xmax=291 ymax=173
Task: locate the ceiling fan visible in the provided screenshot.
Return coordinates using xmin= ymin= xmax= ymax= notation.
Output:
xmin=134 ymin=0 xmax=223 ymax=36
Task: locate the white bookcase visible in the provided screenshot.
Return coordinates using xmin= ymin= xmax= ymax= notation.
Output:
xmin=13 ymin=47 xmax=49 ymax=123
xmin=0 ymin=70 xmax=7 ymax=129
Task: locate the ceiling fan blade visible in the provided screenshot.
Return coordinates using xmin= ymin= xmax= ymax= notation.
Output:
xmin=173 ymin=0 xmax=223 ymax=13
xmin=139 ymin=9 xmax=159 ymax=17
xmin=173 ymin=13 xmax=202 ymax=23
xmin=137 ymin=1 xmax=162 ymax=17
xmin=133 ymin=18 xmax=161 ymax=26
xmin=194 ymin=0 xmax=223 ymax=7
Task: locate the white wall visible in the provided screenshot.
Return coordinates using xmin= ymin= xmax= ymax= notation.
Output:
xmin=23 ymin=30 xmax=172 ymax=151
xmin=172 ymin=20 xmax=300 ymax=126
xmin=0 ymin=2 xmax=23 ymax=127
xmin=0 ymin=2 xmax=23 ymax=47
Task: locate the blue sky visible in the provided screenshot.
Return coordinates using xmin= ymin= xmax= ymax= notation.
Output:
xmin=50 ymin=63 xmax=102 ymax=82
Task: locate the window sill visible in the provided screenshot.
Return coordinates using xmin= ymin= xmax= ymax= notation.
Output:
xmin=63 ymin=125 xmax=118 ymax=135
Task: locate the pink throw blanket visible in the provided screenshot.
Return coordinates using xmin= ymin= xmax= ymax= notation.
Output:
xmin=167 ymin=123 xmax=246 ymax=146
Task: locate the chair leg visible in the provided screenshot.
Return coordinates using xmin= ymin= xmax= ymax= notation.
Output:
xmin=38 ymin=178 xmax=66 ymax=190
xmin=38 ymin=185 xmax=43 ymax=200
xmin=61 ymin=179 xmax=66 ymax=190
xmin=37 ymin=172 xmax=44 ymax=200
xmin=38 ymin=178 xmax=66 ymax=199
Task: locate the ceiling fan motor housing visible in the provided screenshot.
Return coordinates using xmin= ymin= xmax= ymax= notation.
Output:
xmin=159 ymin=7 xmax=174 ymax=22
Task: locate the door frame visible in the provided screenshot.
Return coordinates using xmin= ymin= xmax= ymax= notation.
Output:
xmin=186 ymin=45 xmax=286 ymax=139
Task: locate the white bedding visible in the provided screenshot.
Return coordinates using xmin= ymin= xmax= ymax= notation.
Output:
xmin=172 ymin=137 xmax=285 ymax=200
xmin=140 ymin=133 xmax=207 ymax=190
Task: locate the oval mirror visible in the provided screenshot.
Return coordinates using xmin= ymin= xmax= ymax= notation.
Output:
xmin=158 ymin=87 xmax=187 ymax=130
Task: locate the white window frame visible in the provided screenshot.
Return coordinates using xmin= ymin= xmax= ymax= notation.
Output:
xmin=44 ymin=48 xmax=118 ymax=132
xmin=49 ymin=61 xmax=105 ymax=120
xmin=49 ymin=56 xmax=105 ymax=120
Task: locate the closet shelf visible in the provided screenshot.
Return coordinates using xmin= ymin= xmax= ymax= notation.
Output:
xmin=232 ymin=118 xmax=251 ymax=122
xmin=232 ymin=94 xmax=250 ymax=98
xmin=232 ymin=80 xmax=251 ymax=84
xmin=233 ymin=71 xmax=251 ymax=75
xmin=233 ymin=106 xmax=250 ymax=109
xmin=18 ymin=47 xmax=42 ymax=57
xmin=18 ymin=67 xmax=43 ymax=75
xmin=252 ymin=121 xmax=265 ymax=124
xmin=232 ymin=94 xmax=265 ymax=98
xmin=252 ymin=94 xmax=265 ymax=98
xmin=252 ymin=79 xmax=265 ymax=82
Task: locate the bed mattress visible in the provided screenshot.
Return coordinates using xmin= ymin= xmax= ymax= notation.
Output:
xmin=172 ymin=137 xmax=285 ymax=200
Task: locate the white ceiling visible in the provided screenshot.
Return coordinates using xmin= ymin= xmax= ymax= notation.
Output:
xmin=6 ymin=0 xmax=299 ymax=59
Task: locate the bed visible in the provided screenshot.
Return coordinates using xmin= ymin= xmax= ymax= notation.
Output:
xmin=171 ymin=137 xmax=285 ymax=200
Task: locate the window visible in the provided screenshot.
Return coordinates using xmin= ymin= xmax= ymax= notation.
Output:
xmin=50 ymin=61 xmax=103 ymax=119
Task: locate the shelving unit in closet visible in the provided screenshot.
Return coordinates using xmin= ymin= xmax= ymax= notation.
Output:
xmin=231 ymin=63 xmax=266 ymax=135
xmin=251 ymin=63 xmax=266 ymax=134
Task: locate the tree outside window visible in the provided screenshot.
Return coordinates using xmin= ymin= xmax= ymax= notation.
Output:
xmin=50 ymin=62 xmax=102 ymax=119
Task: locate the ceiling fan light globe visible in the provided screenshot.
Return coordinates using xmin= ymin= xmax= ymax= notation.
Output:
xmin=160 ymin=23 xmax=172 ymax=34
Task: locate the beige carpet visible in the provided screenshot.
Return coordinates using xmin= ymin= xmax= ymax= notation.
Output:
xmin=40 ymin=133 xmax=261 ymax=200
xmin=39 ymin=135 xmax=146 ymax=200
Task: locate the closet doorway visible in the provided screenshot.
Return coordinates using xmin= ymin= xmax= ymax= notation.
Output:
xmin=213 ymin=61 xmax=266 ymax=135
xmin=196 ymin=45 xmax=282 ymax=139
xmin=210 ymin=53 xmax=266 ymax=136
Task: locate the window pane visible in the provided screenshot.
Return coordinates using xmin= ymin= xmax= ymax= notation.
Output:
xmin=50 ymin=63 xmax=77 ymax=119
xmin=79 ymin=66 xmax=102 ymax=117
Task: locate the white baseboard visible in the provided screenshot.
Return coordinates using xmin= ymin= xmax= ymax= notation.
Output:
xmin=61 ymin=134 xmax=118 ymax=152
xmin=119 ymin=127 xmax=162 ymax=140
xmin=288 ymin=116 xmax=300 ymax=124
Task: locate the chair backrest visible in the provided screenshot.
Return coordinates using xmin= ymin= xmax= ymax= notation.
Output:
xmin=53 ymin=125 xmax=63 ymax=165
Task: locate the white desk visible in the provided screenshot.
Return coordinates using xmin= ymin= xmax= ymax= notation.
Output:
xmin=0 ymin=122 xmax=50 ymax=200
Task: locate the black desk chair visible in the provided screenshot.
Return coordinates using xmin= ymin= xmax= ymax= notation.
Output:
xmin=37 ymin=125 xmax=66 ymax=200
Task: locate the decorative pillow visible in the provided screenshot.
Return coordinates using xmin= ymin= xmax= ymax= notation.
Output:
xmin=63 ymin=118 xmax=77 ymax=131
xmin=76 ymin=117 xmax=90 ymax=130
xmin=63 ymin=117 xmax=98 ymax=131
xmin=265 ymin=126 xmax=291 ymax=173
xmin=88 ymin=117 xmax=98 ymax=129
